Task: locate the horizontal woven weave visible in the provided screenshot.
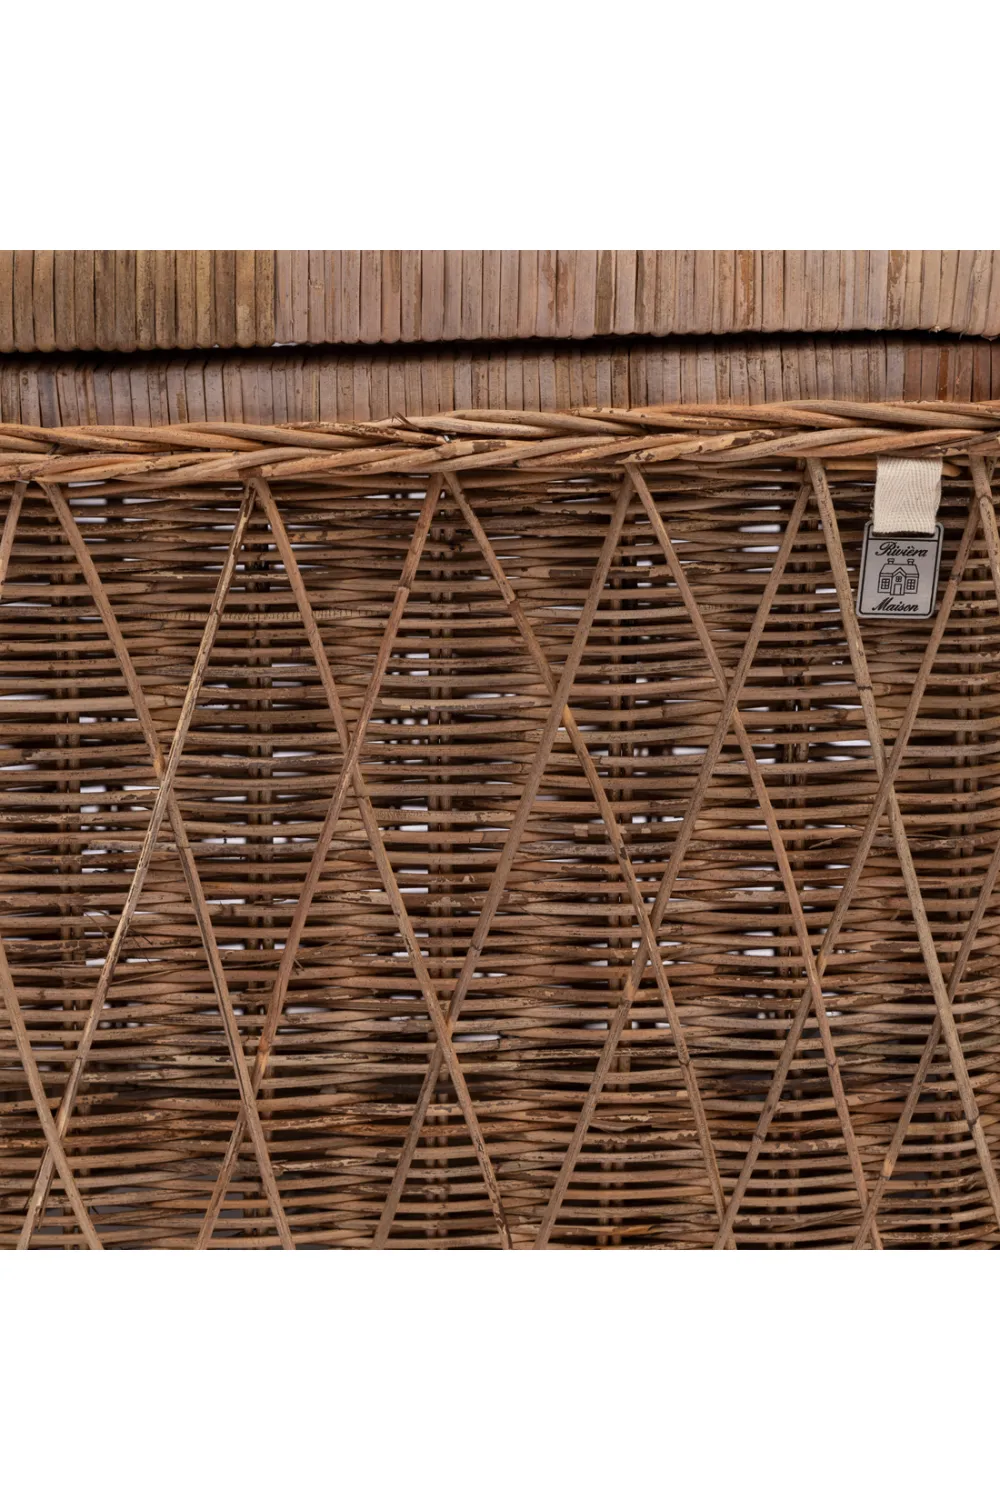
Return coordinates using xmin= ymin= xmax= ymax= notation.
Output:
xmin=2 ymin=402 xmax=1000 ymax=1248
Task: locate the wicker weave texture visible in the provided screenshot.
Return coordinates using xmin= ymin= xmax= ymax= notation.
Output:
xmin=3 ymin=403 xmax=1000 ymax=1248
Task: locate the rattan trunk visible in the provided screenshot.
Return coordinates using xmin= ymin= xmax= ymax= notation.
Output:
xmin=2 ymin=401 xmax=1000 ymax=1248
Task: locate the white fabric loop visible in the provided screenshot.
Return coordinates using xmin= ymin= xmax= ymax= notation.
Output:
xmin=873 ymin=457 xmax=942 ymax=535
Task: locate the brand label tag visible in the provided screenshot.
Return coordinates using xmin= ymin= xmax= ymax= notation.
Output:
xmin=856 ymin=524 xmax=943 ymax=619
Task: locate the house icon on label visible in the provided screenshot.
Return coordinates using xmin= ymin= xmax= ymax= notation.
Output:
xmin=878 ymin=559 xmax=919 ymax=597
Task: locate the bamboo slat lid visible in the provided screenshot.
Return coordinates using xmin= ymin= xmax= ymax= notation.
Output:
xmin=3 ymin=335 xmax=1000 ymax=429
xmin=4 ymin=251 xmax=1000 ymax=353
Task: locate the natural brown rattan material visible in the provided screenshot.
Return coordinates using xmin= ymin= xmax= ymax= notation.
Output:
xmin=3 ymin=400 xmax=1000 ymax=1248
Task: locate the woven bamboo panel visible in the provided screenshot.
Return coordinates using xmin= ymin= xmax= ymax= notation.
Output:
xmin=4 ymin=336 xmax=1000 ymax=430
xmin=4 ymin=252 xmax=1000 ymax=353
xmin=3 ymin=403 xmax=1000 ymax=1248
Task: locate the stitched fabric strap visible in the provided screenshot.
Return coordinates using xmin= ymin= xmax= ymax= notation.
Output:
xmin=872 ymin=457 xmax=942 ymax=534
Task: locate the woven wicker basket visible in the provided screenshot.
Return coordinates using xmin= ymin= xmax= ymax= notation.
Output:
xmin=2 ymin=400 xmax=1000 ymax=1248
